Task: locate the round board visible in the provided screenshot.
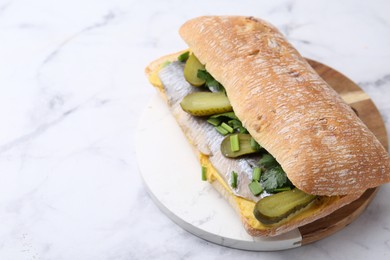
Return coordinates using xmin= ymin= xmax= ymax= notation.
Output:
xmin=136 ymin=59 xmax=388 ymax=250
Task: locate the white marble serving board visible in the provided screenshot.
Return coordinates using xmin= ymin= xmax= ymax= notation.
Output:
xmin=136 ymin=94 xmax=302 ymax=251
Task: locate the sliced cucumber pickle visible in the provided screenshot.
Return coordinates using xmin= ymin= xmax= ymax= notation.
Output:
xmin=184 ymin=54 xmax=206 ymax=86
xmin=180 ymin=92 xmax=232 ymax=116
xmin=221 ymin=134 xmax=261 ymax=158
xmin=254 ymin=188 xmax=317 ymax=225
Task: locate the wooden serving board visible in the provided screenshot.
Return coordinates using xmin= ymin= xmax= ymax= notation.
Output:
xmin=137 ymin=59 xmax=388 ymax=250
xmin=299 ymin=59 xmax=388 ymax=245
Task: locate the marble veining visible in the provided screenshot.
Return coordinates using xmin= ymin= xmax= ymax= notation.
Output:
xmin=39 ymin=11 xmax=117 ymax=69
xmin=0 ymin=0 xmax=389 ymax=259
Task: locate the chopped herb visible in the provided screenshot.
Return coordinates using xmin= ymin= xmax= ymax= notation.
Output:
xmin=228 ymin=119 xmax=242 ymax=130
xmin=249 ymin=181 xmax=263 ymax=196
xmin=252 ymin=167 xmax=261 ymax=182
xmin=197 ymin=69 xmax=225 ymax=92
xmin=261 ymin=166 xmax=292 ymax=192
xmin=178 ymin=51 xmax=190 ymax=62
xmin=273 ymin=187 xmax=292 ymax=193
xmin=210 ymin=112 xmax=238 ymax=120
xmin=201 ymin=166 xmax=207 ymax=181
xmin=250 ymin=137 xmax=262 ymax=151
xmin=231 ymin=171 xmax=238 ymax=189
xmin=221 ymin=122 xmax=234 ymax=133
xmin=238 ymin=126 xmax=248 ymax=134
xmin=215 ymin=125 xmax=229 ymax=135
xmin=230 ymin=134 xmax=240 ymax=152
xmin=207 ymin=117 xmax=221 ymax=126
xmin=209 ymin=112 xmax=248 ymax=135
xmin=258 ymin=154 xmax=278 ymax=168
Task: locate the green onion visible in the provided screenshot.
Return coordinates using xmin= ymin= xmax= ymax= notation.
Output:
xmin=201 ymin=166 xmax=207 ymax=181
xmin=207 ymin=117 xmax=221 ymax=126
xmin=273 ymin=187 xmax=292 ymax=193
xmin=215 ymin=126 xmax=229 ymax=135
xmin=250 ymin=137 xmax=262 ymax=151
xmin=248 ymin=181 xmax=263 ymax=196
xmin=221 ymin=122 xmax=234 ymax=133
xmin=178 ymin=51 xmax=190 ymax=62
xmin=252 ymin=167 xmax=261 ymax=182
xmin=231 ymin=171 xmax=238 ymax=189
xmin=238 ymin=126 xmax=248 ymax=134
xmin=230 ymin=134 xmax=240 ymax=152
xmin=228 ymin=119 xmax=242 ymax=129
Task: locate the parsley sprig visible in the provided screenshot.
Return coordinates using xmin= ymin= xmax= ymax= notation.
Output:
xmin=197 ymin=70 xmax=225 ymax=92
xmin=260 ymin=162 xmax=293 ymax=193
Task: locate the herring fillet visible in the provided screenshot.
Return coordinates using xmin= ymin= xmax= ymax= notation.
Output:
xmin=159 ymin=62 xmax=261 ymax=201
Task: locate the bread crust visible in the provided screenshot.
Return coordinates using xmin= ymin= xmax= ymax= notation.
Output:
xmin=179 ymin=16 xmax=390 ymax=196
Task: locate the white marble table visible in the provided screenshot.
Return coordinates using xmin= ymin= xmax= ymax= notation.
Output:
xmin=0 ymin=0 xmax=389 ymax=259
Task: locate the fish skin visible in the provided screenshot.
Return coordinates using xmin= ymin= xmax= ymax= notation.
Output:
xmin=159 ymin=62 xmax=263 ymax=201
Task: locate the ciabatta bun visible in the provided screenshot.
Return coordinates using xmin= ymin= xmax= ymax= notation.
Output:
xmin=179 ymin=16 xmax=390 ymax=196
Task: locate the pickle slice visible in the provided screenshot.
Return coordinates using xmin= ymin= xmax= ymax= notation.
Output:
xmin=184 ymin=54 xmax=206 ymax=86
xmin=254 ymin=188 xmax=317 ymax=225
xmin=180 ymin=92 xmax=232 ymax=116
xmin=221 ymin=134 xmax=261 ymax=158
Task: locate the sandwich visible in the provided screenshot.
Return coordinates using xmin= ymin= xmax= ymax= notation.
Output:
xmin=144 ymin=16 xmax=390 ymax=237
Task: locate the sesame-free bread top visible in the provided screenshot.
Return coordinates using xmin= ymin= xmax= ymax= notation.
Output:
xmin=179 ymin=16 xmax=390 ymax=196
